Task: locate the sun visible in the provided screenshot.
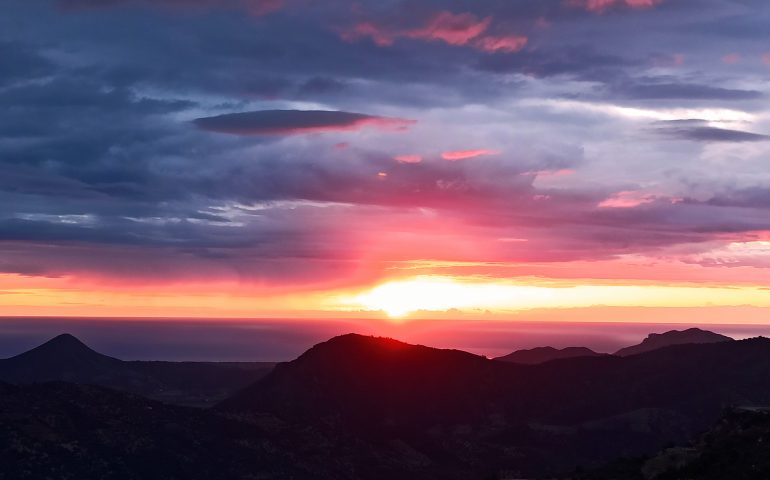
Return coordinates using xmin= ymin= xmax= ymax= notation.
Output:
xmin=350 ymin=276 xmax=512 ymax=318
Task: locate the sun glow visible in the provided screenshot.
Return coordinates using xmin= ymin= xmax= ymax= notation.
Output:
xmin=352 ymin=277 xmax=528 ymax=317
xmin=347 ymin=275 xmax=770 ymax=319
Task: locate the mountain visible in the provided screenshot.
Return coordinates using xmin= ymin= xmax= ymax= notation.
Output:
xmin=614 ymin=328 xmax=733 ymax=357
xmin=495 ymin=346 xmax=605 ymax=364
xmin=5 ymin=331 xmax=770 ymax=479
xmin=220 ymin=333 xmax=770 ymax=477
xmin=0 ymin=334 xmax=275 ymax=407
xmin=0 ymin=333 xmax=123 ymax=381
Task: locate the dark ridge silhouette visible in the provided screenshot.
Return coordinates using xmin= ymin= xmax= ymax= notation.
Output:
xmin=5 ymin=331 xmax=770 ymax=479
xmin=575 ymin=408 xmax=770 ymax=480
xmin=614 ymin=327 xmax=733 ymax=357
xmin=0 ymin=333 xmax=122 ymax=381
xmin=0 ymin=381 xmax=348 ymax=480
xmin=219 ymin=333 xmax=770 ymax=476
xmin=0 ymin=334 xmax=275 ymax=407
xmin=494 ymin=345 xmax=606 ymax=364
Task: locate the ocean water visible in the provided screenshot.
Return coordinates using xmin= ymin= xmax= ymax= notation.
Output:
xmin=1 ymin=316 xmax=770 ymax=362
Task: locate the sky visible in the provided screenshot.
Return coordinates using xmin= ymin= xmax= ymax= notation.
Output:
xmin=3 ymin=0 xmax=770 ymax=323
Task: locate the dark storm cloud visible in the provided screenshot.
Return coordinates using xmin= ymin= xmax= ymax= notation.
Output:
xmin=0 ymin=0 xmax=770 ymax=284
xmin=193 ymin=110 xmax=415 ymax=135
xmin=476 ymin=47 xmax=630 ymax=79
xmin=0 ymin=41 xmax=54 ymax=87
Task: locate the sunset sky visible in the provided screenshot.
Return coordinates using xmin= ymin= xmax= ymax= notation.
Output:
xmin=3 ymin=0 xmax=770 ymax=323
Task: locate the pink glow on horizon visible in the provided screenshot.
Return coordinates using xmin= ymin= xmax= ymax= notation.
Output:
xmin=722 ymin=53 xmax=741 ymax=64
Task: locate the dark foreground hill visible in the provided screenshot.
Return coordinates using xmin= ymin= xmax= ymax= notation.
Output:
xmin=614 ymin=328 xmax=733 ymax=357
xmin=0 ymin=334 xmax=274 ymax=406
xmin=4 ymin=332 xmax=770 ymax=479
xmin=0 ymin=381 xmax=357 ymax=480
xmin=575 ymin=408 xmax=770 ymax=480
xmin=495 ymin=346 xmax=605 ymax=364
xmin=220 ymin=333 xmax=770 ymax=477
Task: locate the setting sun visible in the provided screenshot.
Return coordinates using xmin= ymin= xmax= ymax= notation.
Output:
xmin=346 ymin=275 xmax=770 ymax=319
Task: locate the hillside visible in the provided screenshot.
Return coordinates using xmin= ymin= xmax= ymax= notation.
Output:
xmin=0 ymin=334 xmax=274 ymax=407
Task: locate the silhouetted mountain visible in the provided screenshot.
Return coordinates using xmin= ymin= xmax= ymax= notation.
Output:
xmin=614 ymin=328 xmax=733 ymax=357
xmin=5 ymin=332 xmax=770 ymax=479
xmin=0 ymin=334 xmax=274 ymax=407
xmin=0 ymin=333 xmax=123 ymax=381
xmin=495 ymin=346 xmax=605 ymax=364
xmin=220 ymin=333 xmax=770 ymax=477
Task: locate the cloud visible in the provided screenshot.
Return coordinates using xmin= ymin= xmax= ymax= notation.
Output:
xmin=341 ymin=10 xmax=527 ymax=53
xmin=609 ymin=79 xmax=762 ymax=101
xmin=193 ymin=110 xmax=415 ymax=136
xmin=394 ymin=155 xmax=422 ymax=164
xmin=0 ymin=41 xmax=54 ymax=88
xmin=5 ymin=0 xmax=770 ymax=290
xmin=662 ymin=126 xmax=770 ymax=142
xmin=57 ymin=0 xmax=284 ymax=16
xmin=599 ymin=191 xmax=659 ymax=208
xmin=568 ymin=0 xmax=664 ymax=13
xmin=441 ymin=149 xmax=500 ymax=161
xmin=405 ymin=11 xmax=491 ymax=46
xmin=474 ymin=35 xmax=529 ymax=53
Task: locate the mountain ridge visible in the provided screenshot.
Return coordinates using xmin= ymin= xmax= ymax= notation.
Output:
xmin=614 ymin=327 xmax=733 ymax=357
xmin=494 ymin=345 xmax=606 ymax=364
xmin=0 ymin=334 xmax=275 ymax=407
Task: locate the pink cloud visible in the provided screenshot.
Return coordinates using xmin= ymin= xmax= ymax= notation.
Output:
xmin=394 ymin=155 xmax=423 ymax=164
xmin=599 ymin=192 xmax=653 ymax=208
xmin=341 ymin=21 xmax=394 ymax=46
xmin=568 ymin=0 xmax=663 ymax=13
xmin=762 ymin=53 xmax=770 ymax=66
xmin=342 ymin=11 xmax=526 ymax=54
xmin=474 ymin=35 xmax=529 ymax=53
xmin=598 ymin=191 xmax=679 ymax=208
xmin=722 ymin=53 xmax=741 ymax=64
xmin=441 ymin=149 xmax=500 ymax=161
xmin=405 ymin=11 xmax=491 ymax=46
